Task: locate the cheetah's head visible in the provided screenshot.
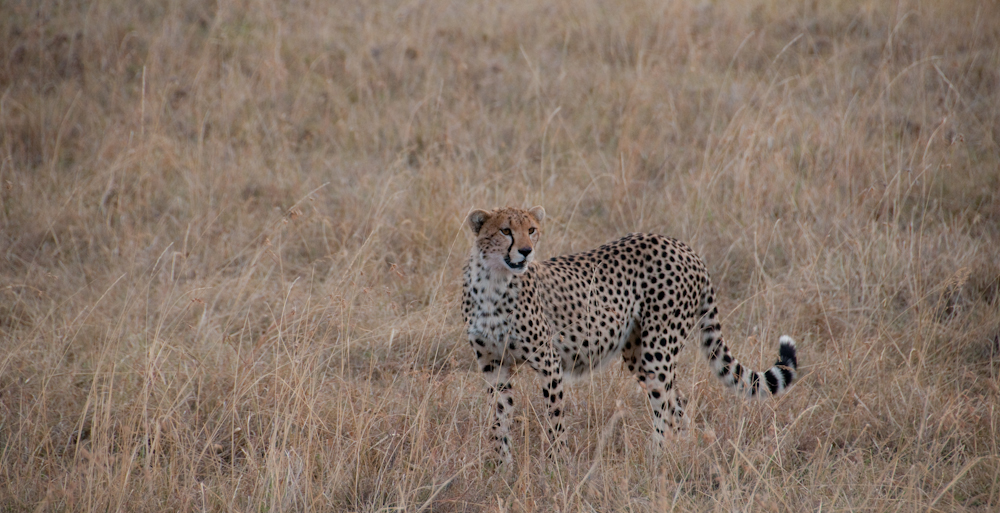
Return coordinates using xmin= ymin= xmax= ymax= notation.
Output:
xmin=466 ymin=206 xmax=545 ymax=275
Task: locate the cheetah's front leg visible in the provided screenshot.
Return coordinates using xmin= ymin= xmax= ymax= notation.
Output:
xmin=476 ymin=348 xmax=515 ymax=464
xmin=538 ymin=346 xmax=567 ymax=458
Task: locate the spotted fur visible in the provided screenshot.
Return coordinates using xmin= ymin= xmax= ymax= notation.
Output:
xmin=462 ymin=206 xmax=798 ymax=462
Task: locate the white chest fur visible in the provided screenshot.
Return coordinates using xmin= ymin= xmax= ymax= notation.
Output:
xmin=464 ymin=257 xmax=520 ymax=346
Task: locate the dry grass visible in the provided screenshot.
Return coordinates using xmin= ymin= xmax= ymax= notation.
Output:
xmin=2 ymin=0 xmax=999 ymax=510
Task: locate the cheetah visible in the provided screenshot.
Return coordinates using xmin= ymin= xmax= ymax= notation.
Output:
xmin=462 ymin=206 xmax=797 ymax=462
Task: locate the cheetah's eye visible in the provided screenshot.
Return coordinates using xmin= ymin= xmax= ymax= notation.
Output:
xmin=501 ymin=228 xmax=512 ymax=236
xmin=528 ymin=227 xmax=536 ymax=234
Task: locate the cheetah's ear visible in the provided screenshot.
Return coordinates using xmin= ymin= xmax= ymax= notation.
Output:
xmin=528 ymin=206 xmax=546 ymax=224
xmin=466 ymin=209 xmax=490 ymax=235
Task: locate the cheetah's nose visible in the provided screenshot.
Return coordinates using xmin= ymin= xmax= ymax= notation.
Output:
xmin=518 ymin=247 xmax=532 ymax=257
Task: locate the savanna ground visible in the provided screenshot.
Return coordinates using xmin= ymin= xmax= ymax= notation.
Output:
xmin=2 ymin=0 xmax=1000 ymax=510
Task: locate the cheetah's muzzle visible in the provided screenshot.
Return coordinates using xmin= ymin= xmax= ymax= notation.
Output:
xmin=504 ymin=257 xmax=527 ymax=272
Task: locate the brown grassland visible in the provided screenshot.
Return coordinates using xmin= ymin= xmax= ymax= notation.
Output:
xmin=2 ymin=0 xmax=1000 ymax=510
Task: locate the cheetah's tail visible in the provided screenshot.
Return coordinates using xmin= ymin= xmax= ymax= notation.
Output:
xmin=698 ymin=286 xmax=797 ymax=397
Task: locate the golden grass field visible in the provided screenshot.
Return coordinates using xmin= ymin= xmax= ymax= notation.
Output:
xmin=2 ymin=0 xmax=1000 ymax=510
